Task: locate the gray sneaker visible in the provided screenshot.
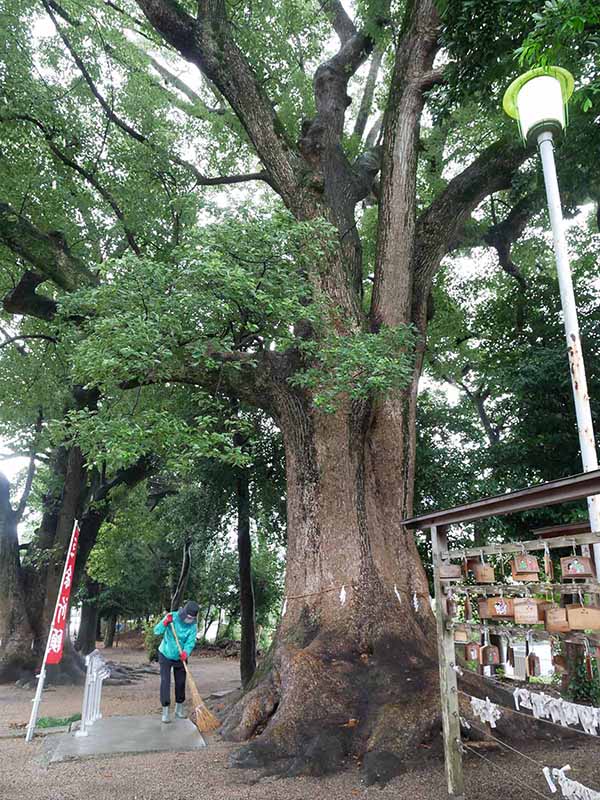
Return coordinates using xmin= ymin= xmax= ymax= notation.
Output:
xmin=175 ymin=702 xmax=186 ymax=719
xmin=161 ymin=706 xmax=171 ymax=724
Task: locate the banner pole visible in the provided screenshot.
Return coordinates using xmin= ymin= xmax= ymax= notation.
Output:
xmin=25 ymin=519 xmax=79 ymax=742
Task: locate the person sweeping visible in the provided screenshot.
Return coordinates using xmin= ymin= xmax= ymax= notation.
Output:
xmin=154 ymin=600 xmax=199 ymax=723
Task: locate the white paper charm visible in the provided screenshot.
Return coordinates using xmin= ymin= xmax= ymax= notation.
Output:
xmin=471 ymin=696 xmax=502 ymax=728
xmin=551 ymin=765 xmax=600 ymax=800
xmin=339 ymin=585 xmax=347 ymax=606
xmin=577 ymin=706 xmax=599 ymax=737
xmin=513 ymin=688 xmax=532 ymax=712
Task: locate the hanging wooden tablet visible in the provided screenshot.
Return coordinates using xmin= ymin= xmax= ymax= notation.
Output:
xmin=566 ymin=604 xmax=600 ymax=631
xmin=479 ymin=644 xmax=500 ymax=666
xmin=478 ymin=598 xmax=491 ymax=619
xmin=510 ymin=561 xmax=538 ymax=582
xmin=488 ymin=596 xmax=514 ymax=619
xmin=527 ymin=653 xmax=541 ymax=677
xmin=473 ymin=562 xmax=495 ymax=583
xmin=560 ymin=556 xmax=596 ymax=580
xmin=545 ymin=606 xmax=571 ymax=633
xmin=585 ymin=651 xmax=594 ymax=680
xmin=513 ymin=597 xmax=540 ymax=625
xmin=464 ymin=594 xmax=473 ymax=622
xmin=454 ymin=628 xmax=469 ymax=643
xmin=465 ymin=642 xmax=481 ymax=662
xmin=512 ymin=554 xmax=540 ymax=575
xmin=439 ymin=563 xmax=462 ymax=579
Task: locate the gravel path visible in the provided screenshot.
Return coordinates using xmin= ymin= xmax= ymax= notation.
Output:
xmin=0 ymin=648 xmax=241 ymax=733
xmin=1 ymin=647 xmax=599 ymax=800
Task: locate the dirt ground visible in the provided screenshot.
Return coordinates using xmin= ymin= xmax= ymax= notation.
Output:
xmin=1 ymin=646 xmax=599 ymax=800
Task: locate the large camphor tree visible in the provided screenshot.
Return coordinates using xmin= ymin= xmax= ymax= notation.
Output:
xmin=1 ymin=0 xmax=598 ymax=778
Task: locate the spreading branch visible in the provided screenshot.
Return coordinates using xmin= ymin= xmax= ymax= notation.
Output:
xmin=2 ymin=271 xmax=58 ymax=321
xmin=413 ymin=138 xmax=530 ymax=300
xmin=92 ymin=454 xmax=155 ymax=504
xmin=15 ymin=410 xmax=44 ymax=520
xmin=135 ymin=0 xmax=301 ymax=207
xmin=2 ymin=113 xmax=142 ymax=256
xmin=0 ymin=334 xmax=58 ymax=351
xmin=118 ymin=347 xmax=276 ymax=412
xmin=484 ymin=193 xmax=539 ymax=290
xmin=365 ymin=115 xmax=383 ymax=148
xmin=43 ymin=1 xmax=272 ymax=192
xmin=371 ymin=0 xmax=441 ymax=328
xmin=0 ymin=202 xmax=95 ymax=291
xmin=144 ymin=51 xmax=225 ymax=116
xmin=353 ymin=47 xmax=384 ymax=141
xmin=320 ymin=0 xmax=357 ymax=44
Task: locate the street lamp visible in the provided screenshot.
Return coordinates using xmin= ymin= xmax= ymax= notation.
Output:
xmin=503 ymin=68 xmax=600 ymax=562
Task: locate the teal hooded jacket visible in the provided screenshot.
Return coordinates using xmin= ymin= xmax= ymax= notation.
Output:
xmin=154 ymin=613 xmax=198 ymax=661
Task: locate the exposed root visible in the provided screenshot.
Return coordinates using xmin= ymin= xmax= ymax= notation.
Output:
xmin=221 ymin=674 xmax=280 ymax=742
xmin=222 ymin=634 xmax=440 ymax=784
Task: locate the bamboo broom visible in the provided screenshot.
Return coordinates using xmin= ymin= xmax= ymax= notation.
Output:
xmin=170 ymin=622 xmax=220 ymax=732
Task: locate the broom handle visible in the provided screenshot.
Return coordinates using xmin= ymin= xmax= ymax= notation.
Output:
xmin=169 ymin=621 xmax=193 ymax=680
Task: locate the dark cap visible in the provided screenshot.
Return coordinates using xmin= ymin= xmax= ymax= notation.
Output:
xmin=178 ymin=600 xmax=199 ymax=621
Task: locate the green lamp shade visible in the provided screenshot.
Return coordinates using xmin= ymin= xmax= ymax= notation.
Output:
xmin=503 ymin=67 xmax=574 ymax=143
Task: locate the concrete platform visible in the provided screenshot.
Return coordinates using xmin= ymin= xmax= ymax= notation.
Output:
xmin=45 ymin=715 xmax=206 ymax=762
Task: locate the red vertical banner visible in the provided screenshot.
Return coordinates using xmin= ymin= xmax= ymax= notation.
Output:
xmin=46 ymin=522 xmax=80 ymax=665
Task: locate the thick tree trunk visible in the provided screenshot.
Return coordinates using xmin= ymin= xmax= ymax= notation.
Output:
xmin=103 ymin=614 xmax=117 ymax=648
xmin=236 ymin=469 xmax=256 ymax=688
xmin=75 ymin=578 xmax=101 ymax=655
xmin=222 ymin=388 xmax=438 ymax=782
xmin=0 ymin=474 xmax=37 ymax=681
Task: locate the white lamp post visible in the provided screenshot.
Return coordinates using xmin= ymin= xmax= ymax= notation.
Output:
xmin=503 ymin=68 xmax=600 ymax=563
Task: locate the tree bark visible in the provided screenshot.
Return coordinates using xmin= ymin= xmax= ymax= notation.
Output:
xmin=75 ymin=578 xmax=101 ymax=655
xmin=0 ymin=474 xmax=36 ymax=681
xmin=103 ymin=614 xmax=117 ymax=648
xmin=236 ymin=468 xmax=256 ymax=688
xmin=171 ymin=538 xmax=192 ymax=610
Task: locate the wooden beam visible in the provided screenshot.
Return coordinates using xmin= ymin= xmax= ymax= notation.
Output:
xmin=446 ymin=531 xmax=600 ymax=560
xmin=403 ymin=470 xmax=600 ymax=530
xmin=446 ymin=581 xmax=600 ymax=596
xmin=431 ymin=525 xmax=465 ymax=799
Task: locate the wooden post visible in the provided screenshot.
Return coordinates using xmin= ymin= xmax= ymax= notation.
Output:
xmin=431 ymin=525 xmax=465 ymax=799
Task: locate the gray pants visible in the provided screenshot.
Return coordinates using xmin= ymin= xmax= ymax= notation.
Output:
xmin=159 ymin=652 xmax=186 ymax=707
